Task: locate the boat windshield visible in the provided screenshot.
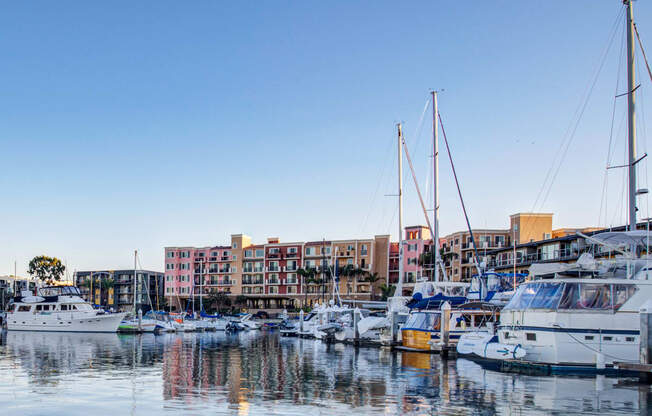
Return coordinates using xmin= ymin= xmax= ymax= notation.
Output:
xmin=403 ymin=312 xmax=441 ymax=331
xmin=38 ymin=286 xmax=82 ymax=297
xmin=504 ymin=281 xmax=638 ymax=311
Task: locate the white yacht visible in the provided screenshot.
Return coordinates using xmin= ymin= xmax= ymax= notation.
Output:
xmin=6 ymin=286 xmax=126 ymax=332
xmin=496 ymin=231 xmax=652 ymax=370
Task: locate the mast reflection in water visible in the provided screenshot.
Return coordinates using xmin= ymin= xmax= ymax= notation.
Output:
xmin=0 ymin=331 xmax=649 ymax=415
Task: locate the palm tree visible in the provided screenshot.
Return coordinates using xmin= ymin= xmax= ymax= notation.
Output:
xmin=297 ymin=267 xmax=316 ymax=307
xmin=235 ymin=294 xmax=248 ymax=311
xmin=320 ymin=267 xmax=332 ymax=302
xmin=379 ymin=284 xmax=396 ymax=301
xmin=365 ymin=272 xmax=381 ymax=300
xmin=101 ymin=277 xmax=114 ymax=308
xmin=207 ymin=291 xmax=230 ymax=313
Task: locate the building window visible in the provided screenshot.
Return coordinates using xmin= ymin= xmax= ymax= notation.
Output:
xmin=347 ymin=259 xmax=353 ymax=265
xmin=167 ymin=252 xmax=175 ymax=258
xmin=306 ymin=247 xmax=315 ymax=256
xmin=245 ymin=249 xmax=253 ymax=258
xmin=233 ymin=242 xmax=238 ymax=249
xmin=232 ymin=255 xmax=237 ymax=261
xmin=288 ymin=247 xmax=297 ymax=254
xmin=255 ymin=249 xmax=264 ymax=257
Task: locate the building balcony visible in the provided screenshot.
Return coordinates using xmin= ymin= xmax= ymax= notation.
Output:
xmin=267 ymin=253 xmax=281 ymax=259
xmin=267 ymin=279 xmax=280 ymax=285
xmin=286 ymin=252 xmax=299 ymax=258
xmin=267 ymin=267 xmax=280 ymax=272
xmin=286 ymin=278 xmax=298 ymax=285
xmin=242 ymin=280 xmax=264 ymax=285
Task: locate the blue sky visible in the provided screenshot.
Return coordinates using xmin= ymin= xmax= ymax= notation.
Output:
xmin=1 ymin=1 xmax=651 ymax=276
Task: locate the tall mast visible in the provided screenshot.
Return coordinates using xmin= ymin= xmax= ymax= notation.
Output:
xmin=626 ymin=0 xmax=638 ymax=232
xmin=133 ymin=250 xmax=137 ymax=312
xmin=431 ymin=91 xmax=440 ymax=282
xmin=396 ymin=123 xmax=404 ymax=297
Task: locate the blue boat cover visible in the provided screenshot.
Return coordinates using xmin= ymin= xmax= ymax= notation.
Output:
xmin=200 ymin=310 xmax=222 ymax=319
xmin=406 ymin=292 xmax=467 ymax=310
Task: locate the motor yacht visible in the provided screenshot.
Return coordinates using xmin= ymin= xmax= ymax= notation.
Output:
xmin=6 ymin=286 xmax=126 ymax=332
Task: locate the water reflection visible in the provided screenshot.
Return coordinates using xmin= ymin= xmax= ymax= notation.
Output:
xmin=0 ymin=331 xmax=649 ymax=415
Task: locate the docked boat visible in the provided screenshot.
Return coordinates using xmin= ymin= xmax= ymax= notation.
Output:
xmin=495 ymin=232 xmax=652 ymax=370
xmin=6 ymin=286 xmax=126 ymax=332
xmin=118 ymin=314 xmax=160 ymax=333
xmin=456 ymin=327 xmax=526 ymax=360
xmin=479 ymin=0 xmax=651 ymax=373
xmin=400 ymin=302 xmax=500 ymax=351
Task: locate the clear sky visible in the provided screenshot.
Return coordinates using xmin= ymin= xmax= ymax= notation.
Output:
xmin=1 ymin=1 xmax=652 ymax=277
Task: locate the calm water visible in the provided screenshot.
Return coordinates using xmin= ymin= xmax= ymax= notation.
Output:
xmin=0 ymin=331 xmax=649 ymax=415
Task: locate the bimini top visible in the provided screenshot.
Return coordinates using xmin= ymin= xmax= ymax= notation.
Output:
xmin=590 ymin=230 xmax=651 ymax=248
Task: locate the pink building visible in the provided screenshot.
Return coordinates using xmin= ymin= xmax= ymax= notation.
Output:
xmin=397 ymin=225 xmax=434 ymax=295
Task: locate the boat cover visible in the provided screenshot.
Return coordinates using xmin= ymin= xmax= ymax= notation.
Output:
xmin=406 ymin=292 xmax=467 ymax=310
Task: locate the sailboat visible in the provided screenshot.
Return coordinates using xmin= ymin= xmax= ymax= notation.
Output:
xmin=118 ymin=251 xmax=174 ymax=333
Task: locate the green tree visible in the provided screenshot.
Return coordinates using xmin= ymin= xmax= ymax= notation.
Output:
xmin=297 ymin=267 xmax=316 ymax=307
xmin=379 ymin=284 xmax=396 ymax=301
xmin=234 ymin=294 xmax=248 ymax=310
xmin=101 ymin=277 xmax=114 ymax=307
xmin=365 ymin=272 xmax=381 ymax=300
xmin=207 ymin=291 xmax=230 ymax=313
xmin=28 ymin=256 xmax=65 ymax=285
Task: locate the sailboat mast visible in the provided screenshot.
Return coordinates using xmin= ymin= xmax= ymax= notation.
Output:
xmin=431 ymin=91 xmax=440 ymax=282
xmin=626 ymin=0 xmax=638 ymax=232
xmin=397 ymin=123 xmax=404 ymax=297
xmin=133 ymin=250 xmax=137 ymax=312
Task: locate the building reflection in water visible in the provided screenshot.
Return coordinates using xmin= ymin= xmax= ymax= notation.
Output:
xmin=0 ymin=331 xmax=649 ymax=415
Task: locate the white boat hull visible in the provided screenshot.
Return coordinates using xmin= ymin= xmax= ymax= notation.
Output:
xmin=457 ymin=331 xmax=526 ymax=360
xmin=7 ymin=312 xmax=126 ymax=333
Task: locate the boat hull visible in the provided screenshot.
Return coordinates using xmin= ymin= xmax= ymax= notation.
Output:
xmin=7 ymin=312 xmax=126 ymax=333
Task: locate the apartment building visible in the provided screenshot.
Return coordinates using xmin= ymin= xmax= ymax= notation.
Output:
xmin=441 ymin=229 xmax=512 ymax=282
xmin=164 ymin=234 xmax=391 ymax=312
xmin=74 ymin=269 xmax=164 ymax=312
xmin=485 ymin=224 xmax=618 ymax=274
xmin=162 ymin=212 xmax=601 ymax=310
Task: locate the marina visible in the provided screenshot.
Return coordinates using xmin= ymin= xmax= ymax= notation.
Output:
xmin=0 ymin=330 xmax=649 ymax=415
xmin=3 ymin=0 xmax=652 ymax=414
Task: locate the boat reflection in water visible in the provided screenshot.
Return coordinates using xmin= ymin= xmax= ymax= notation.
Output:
xmin=0 ymin=331 xmax=649 ymax=415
